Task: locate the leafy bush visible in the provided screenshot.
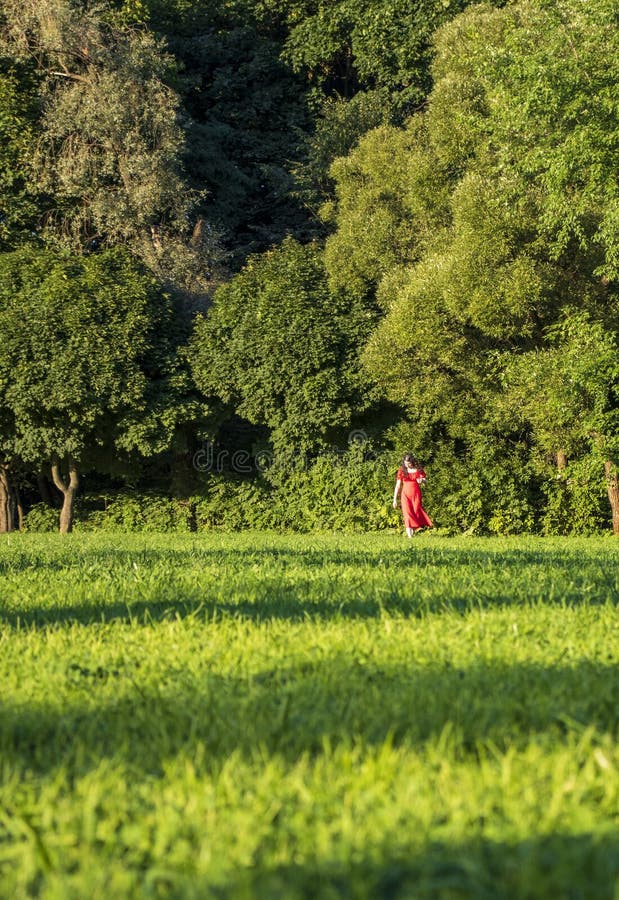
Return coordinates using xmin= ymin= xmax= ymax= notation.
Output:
xmin=408 ymin=440 xmax=538 ymax=536
xmin=193 ymin=478 xmax=274 ymax=531
xmin=22 ymin=503 xmax=59 ymax=533
xmin=72 ymin=493 xmax=196 ymax=533
xmin=540 ymin=456 xmax=610 ymax=536
xmin=265 ymin=447 xmax=400 ymax=532
xmin=21 ymin=446 xmax=612 ymax=535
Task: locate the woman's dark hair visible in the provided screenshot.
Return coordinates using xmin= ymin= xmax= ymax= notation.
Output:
xmin=402 ymin=453 xmax=418 ymax=468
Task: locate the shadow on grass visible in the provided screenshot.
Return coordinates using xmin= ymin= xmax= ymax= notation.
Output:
xmin=2 ymin=657 xmax=618 ymax=777
xmin=195 ymin=832 xmax=619 ymax=899
xmin=1 ymin=542 xmax=618 ymax=629
xmin=5 ymin=588 xmax=619 ymax=630
xmin=1 ymin=538 xmax=618 ymax=577
xmin=2 ymin=587 xmax=618 ymax=629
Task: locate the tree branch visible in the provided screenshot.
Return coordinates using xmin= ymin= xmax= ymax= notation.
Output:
xmin=49 ymin=70 xmax=91 ymax=84
xmin=50 ymin=454 xmax=80 ymax=495
xmin=50 ymin=454 xmax=67 ymax=495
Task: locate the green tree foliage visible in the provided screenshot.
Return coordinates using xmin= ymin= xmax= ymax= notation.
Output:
xmin=175 ymin=24 xmax=311 ymax=262
xmin=427 ymin=0 xmax=619 ymax=280
xmin=1 ymin=0 xmax=618 ymax=535
xmin=504 ymin=311 xmax=619 ymax=532
xmin=112 ymin=0 xmax=313 ymax=263
xmin=281 ymin=0 xmax=485 ymax=113
xmin=0 ymin=63 xmax=40 ymax=249
xmin=324 ymin=117 xmax=451 ymax=298
xmin=0 ymin=247 xmax=200 ymax=531
xmin=188 ymin=237 xmax=378 ymax=455
xmin=506 ymin=313 xmax=619 ymax=464
xmin=329 ymin=1 xmax=618 ymax=417
xmin=283 ymin=0 xmax=504 ymax=215
xmin=116 ymin=0 xmax=489 ymax=258
xmin=291 ymin=90 xmax=389 ymax=218
xmin=0 ymin=0 xmax=219 ymax=290
xmin=322 ymin=0 xmax=619 ymax=530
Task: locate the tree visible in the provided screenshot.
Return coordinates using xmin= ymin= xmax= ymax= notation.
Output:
xmin=0 ymin=0 xmax=220 ymax=290
xmin=504 ymin=312 xmax=619 ymax=533
xmin=0 ymin=62 xmax=41 ymax=250
xmin=0 ymin=406 xmax=21 ymax=533
xmin=323 ymin=117 xmax=451 ymax=299
xmin=322 ymin=0 xmax=619 ymax=524
xmin=188 ymin=237 xmax=379 ymax=456
xmin=173 ymin=22 xmax=312 ymax=264
xmin=281 ymin=0 xmax=493 ymax=115
xmin=118 ymin=0 xmax=501 ymax=260
xmin=0 ymin=58 xmax=38 ymax=530
xmin=313 ymin=0 xmax=619 ymax=532
xmin=110 ymin=0 xmax=314 ymax=264
xmin=0 ymin=247 xmax=201 ymax=532
xmin=282 ymin=0 xmax=504 ymax=217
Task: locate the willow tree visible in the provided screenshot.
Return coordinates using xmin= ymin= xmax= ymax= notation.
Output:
xmin=0 ymin=0 xmax=219 ymax=290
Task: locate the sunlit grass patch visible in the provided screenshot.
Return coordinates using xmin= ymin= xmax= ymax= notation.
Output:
xmin=0 ymin=532 xmax=618 ymax=897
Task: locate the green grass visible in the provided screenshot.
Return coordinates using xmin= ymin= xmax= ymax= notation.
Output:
xmin=0 ymin=531 xmax=618 ymax=898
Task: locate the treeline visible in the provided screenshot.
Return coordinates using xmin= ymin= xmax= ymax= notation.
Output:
xmin=0 ymin=0 xmax=618 ymax=535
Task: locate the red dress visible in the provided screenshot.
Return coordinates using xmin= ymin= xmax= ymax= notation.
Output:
xmin=397 ymin=468 xmax=433 ymax=529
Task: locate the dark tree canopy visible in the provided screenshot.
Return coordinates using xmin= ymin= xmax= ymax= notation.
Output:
xmin=188 ymin=237 xmax=379 ymax=455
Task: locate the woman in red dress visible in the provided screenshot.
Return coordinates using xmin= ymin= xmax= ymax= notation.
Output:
xmin=393 ymin=454 xmax=433 ymax=538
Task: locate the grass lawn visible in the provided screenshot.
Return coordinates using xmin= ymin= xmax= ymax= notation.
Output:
xmin=0 ymin=531 xmax=618 ymax=898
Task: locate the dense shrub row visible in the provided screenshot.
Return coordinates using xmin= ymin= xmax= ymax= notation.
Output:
xmin=22 ymin=448 xmax=611 ymax=536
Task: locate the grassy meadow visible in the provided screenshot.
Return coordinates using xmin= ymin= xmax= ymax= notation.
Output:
xmin=0 ymin=531 xmax=618 ymax=898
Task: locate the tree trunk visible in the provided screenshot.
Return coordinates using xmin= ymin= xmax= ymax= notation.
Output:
xmin=16 ymin=489 xmax=24 ymax=531
xmin=0 ymin=464 xmax=18 ymax=533
xmin=604 ymin=460 xmax=619 ymax=535
xmin=37 ymin=471 xmax=58 ymax=507
xmin=556 ymin=449 xmax=567 ymax=472
xmin=50 ymin=454 xmax=79 ymax=534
